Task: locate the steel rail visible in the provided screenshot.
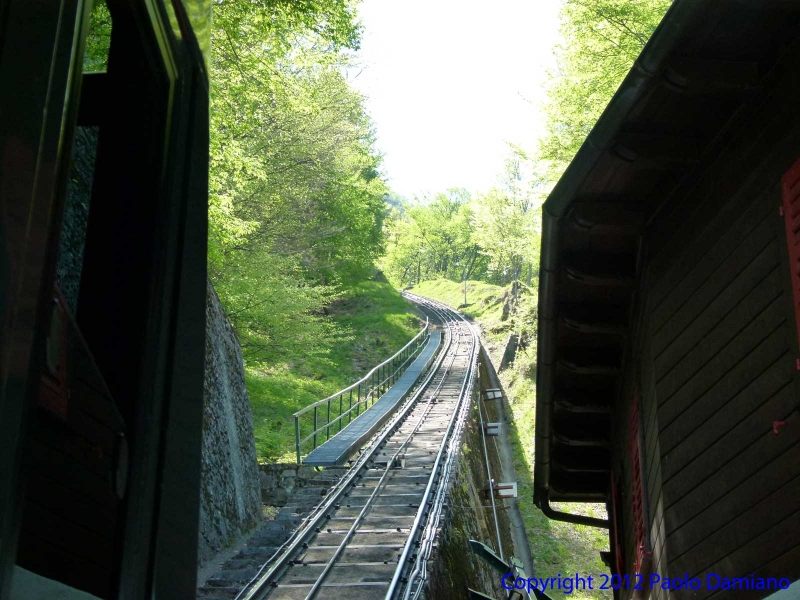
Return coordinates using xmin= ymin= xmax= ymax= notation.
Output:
xmin=385 ymin=294 xmax=480 ymax=599
xmin=235 ymin=307 xmax=453 ymax=600
xmin=398 ymin=294 xmax=512 ymax=600
xmin=393 ymin=296 xmax=480 ymax=599
xmin=400 ymin=295 xmax=480 ymax=600
xmin=304 ymin=305 xmax=463 ymax=599
xmin=236 ymin=298 xmax=480 ymax=600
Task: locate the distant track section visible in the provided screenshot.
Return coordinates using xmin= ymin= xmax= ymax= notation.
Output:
xmin=235 ymin=294 xmax=479 ymax=600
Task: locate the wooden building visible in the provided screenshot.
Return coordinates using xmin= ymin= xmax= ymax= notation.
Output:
xmin=0 ymin=0 xmax=208 ymax=598
xmin=534 ymin=0 xmax=800 ymax=598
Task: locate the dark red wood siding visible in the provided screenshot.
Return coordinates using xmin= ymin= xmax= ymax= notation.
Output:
xmin=632 ymin=42 xmax=800 ymax=597
xmin=781 ymin=156 xmax=800 ymax=350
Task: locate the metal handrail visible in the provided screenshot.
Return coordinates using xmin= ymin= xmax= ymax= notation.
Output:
xmin=293 ymin=318 xmax=429 ymax=463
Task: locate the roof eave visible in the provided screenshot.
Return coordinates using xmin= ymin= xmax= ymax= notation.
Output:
xmin=533 ymin=0 xmax=704 ymax=523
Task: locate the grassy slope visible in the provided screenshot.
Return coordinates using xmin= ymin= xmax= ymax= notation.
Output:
xmin=247 ymin=279 xmax=423 ymax=462
xmin=409 ymin=279 xmax=611 ymax=600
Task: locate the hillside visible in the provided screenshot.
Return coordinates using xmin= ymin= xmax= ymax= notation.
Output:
xmin=246 ymin=278 xmax=423 ymax=462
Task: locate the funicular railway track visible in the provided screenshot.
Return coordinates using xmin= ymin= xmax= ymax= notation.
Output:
xmin=235 ymin=295 xmax=479 ymax=600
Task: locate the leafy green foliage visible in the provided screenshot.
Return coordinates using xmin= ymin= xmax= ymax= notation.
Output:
xmin=83 ymin=0 xmax=111 ymax=72
xmin=209 ymin=0 xmax=390 ymax=370
xmin=247 ymin=280 xmax=423 ymax=461
xmin=381 ymin=150 xmax=546 ymax=289
xmin=205 ymin=1 xmax=415 ymax=465
xmin=540 ymin=0 xmax=671 ymax=169
xmin=216 ymin=252 xmax=342 ymax=365
xmin=381 ymin=189 xmax=481 ymax=286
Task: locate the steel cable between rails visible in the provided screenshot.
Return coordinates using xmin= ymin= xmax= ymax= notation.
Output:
xmin=399 ymin=295 xmax=505 ymax=600
xmin=403 ymin=368 xmax=476 ymax=600
xmin=401 ymin=313 xmax=478 ymax=598
xmin=387 ymin=296 xmax=480 ymax=600
xmin=302 ymin=310 xmax=463 ymax=599
xmin=235 ymin=307 xmax=454 ymax=600
xmin=440 ymin=375 xmax=512 ymax=600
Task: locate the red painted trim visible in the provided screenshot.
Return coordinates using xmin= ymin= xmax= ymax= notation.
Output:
xmin=780 ymin=156 xmax=800 ymax=350
xmin=610 ymin=473 xmax=624 ymax=576
xmin=628 ymin=388 xmax=651 ymax=574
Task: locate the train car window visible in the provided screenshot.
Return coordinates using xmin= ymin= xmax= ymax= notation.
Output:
xmin=57 ymin=0 xmax=112 ymax=311
xmin=177 ymin=0 xmax=211 ymax=68
xmin=83 ymin=0 xmax=111 ymax=73
xmin=57 ymin=127 xmax=98 ymax=314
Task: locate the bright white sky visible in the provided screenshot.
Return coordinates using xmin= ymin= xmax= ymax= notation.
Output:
xmin=348 ymin=0 xmax=562 ymax=201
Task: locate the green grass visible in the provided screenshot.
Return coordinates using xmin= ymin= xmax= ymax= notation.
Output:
xmin=246 ymin=279 xmax=423 ymax=462
xmin=411 ymin=278 xmax=508 ymax=327
xmin=410 ymin=278 xmax=611 ymax=599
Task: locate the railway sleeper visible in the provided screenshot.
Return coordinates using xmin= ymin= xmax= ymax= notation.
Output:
xmin=268 ymin=583 xmax=390 ymax=600
xmin=311 ymin=530 xmax=410 ymax=546
xmin=297 ymin=544 xmax=404 ymax=564
xmin=280 ymin=562 xmax=398 ymax=585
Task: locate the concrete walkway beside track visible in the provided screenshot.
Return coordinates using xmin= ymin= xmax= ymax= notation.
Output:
xmin=303 ymin=330 xmax=442 ymax=466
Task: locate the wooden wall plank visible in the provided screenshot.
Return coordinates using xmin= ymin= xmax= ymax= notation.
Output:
xmin=664 ymin=409 xmax=800 ymax=535
xmin=668 ymin=441 xmax=800 ymax=561
xmin=31 ymin=424 xmax=110 ymax=480
xmin=15 ymin=534 xmax=112 ymax=598
xmin=660 ymin=324 xmax=788 ymax=451
xmin=24 ymin=472 xmax=115 ymax=537
xmin=663 ymin=380 xmax=794 ymax=502
xmin=725 ymin=545 xmax=800 ymax=599
xmin=654 ymin=237 xmax=778 ymax=372
xmin=671 ymin=471 xmax=800 ymax=575
xmin=20 ymin=500 xmax=113 ymax=566
xmin=680 ymin=507 xmax=800 ymax=600
xmin=662 ymin=357 xmax=792 ymax=481
xmin=28 ymin=438 xmax=110 ymax=505
xmin=650 ymin=191 xmax=771 ymax=329
xmin=620 ymin=19 xmax=800 ymax=599
xmin=657 ymin=296 xmax=787 ymax=411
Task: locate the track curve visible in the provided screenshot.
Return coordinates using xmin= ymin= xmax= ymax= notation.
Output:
xmin=234 ymin=295 xmax=479 ymax=600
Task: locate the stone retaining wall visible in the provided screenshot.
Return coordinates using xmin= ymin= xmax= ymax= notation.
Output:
xmin=258 ymin=463 xmax=320 ymax=506
xmin=198 ymin=282 xmax=263 ymax=566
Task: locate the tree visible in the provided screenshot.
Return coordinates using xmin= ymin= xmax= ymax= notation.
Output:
xmin=380 ymin=189 xmax=482 ymax=286
xmin=540 ymin=0 xmax=671 ymax=170
xmin=208 ymin=0 xmax=388 ymax=367
xmin=469 ymin=148 xmax=546 ymax=288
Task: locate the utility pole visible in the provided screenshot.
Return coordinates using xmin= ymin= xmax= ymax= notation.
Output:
xmin=461 ymin=263 xmax=468 ymax=307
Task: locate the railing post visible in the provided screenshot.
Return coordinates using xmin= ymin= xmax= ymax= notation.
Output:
xmin=295 ymin=415 xmax=301 ymax=464
xmin=326 ymin=400 xmax=331 ymax=441
xmin=291 ymin=321 xmax=426 ymax=456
